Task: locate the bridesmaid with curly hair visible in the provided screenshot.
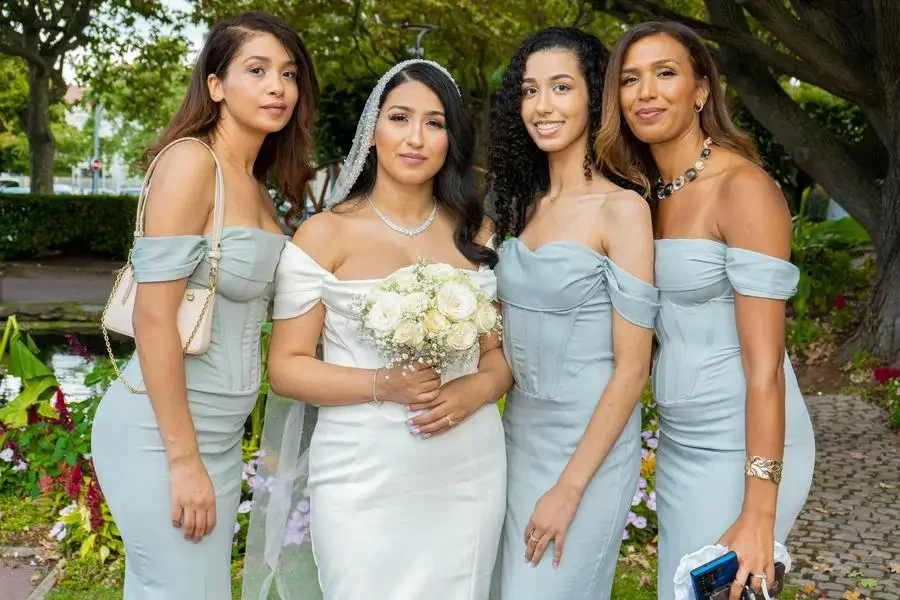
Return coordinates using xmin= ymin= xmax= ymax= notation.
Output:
xmin=488 ymin=27 xmax=659 ymax=600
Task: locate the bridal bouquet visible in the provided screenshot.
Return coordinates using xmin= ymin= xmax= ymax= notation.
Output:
xmin=352 ymin=259 xmax=501 ymax=373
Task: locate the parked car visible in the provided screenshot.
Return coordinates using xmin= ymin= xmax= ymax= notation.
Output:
xmin=117 ymin=186 xmax=142 ymax=196
xmin=0 ymin=186 xmax=29 ymax=194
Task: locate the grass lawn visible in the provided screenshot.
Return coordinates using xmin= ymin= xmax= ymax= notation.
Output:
xmin=33 ymin=557 xmax=804 ymax=600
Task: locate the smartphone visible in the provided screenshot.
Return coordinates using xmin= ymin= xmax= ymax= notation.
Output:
xmin=691 ymin=553 xmax=787 ymax=600
xmin=691 ymin=551 xmax=739 ymax=600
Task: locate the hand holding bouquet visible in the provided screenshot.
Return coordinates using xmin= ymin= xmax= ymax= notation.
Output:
xmin=352 ymin=259 xmax=501 ymax=374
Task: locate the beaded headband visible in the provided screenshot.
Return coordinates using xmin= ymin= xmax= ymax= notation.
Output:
xmin=325 ymin=59 xmax=461 ymax=208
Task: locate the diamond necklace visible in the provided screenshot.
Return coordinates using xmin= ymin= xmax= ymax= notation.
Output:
xmin=366 ymin=195 xmax=437 ymax=237
xmin=656 ymin=137 xmax=713 ymax=200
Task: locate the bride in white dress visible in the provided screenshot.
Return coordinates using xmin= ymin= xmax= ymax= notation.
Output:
xmin=240 ymin=60 xmax=510 ymax=600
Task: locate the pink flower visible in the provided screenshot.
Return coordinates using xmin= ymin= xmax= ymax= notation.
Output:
xmin=66 ymin=461 xmax=84 ymax=500
xmin=873 ymin=367 xmax=900 ymax=384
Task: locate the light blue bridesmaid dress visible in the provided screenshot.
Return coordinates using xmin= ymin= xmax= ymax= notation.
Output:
xmin=91 ymin=227 xmax=286 ymax=599
xmin=493 ymin=238 xmax=659 ymax=600
xmin=653 ymin=239 xmax=816 ymax=599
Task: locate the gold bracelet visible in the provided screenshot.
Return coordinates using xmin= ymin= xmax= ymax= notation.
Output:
xmin=372 ymin=368 xmax=383 ymax=405
xmin=744 ymin=455 xmax=783 ymax=485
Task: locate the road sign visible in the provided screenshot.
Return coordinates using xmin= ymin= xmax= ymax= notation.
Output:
xmin=90 ymin=157 xmax=101 ymax=173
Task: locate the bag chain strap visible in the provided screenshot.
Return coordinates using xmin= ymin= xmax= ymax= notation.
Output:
xmin=100 ymin=137 xmax=223 ymax=394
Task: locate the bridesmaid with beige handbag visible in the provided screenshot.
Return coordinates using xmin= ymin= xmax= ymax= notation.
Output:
xmin=90 ymin=12 xmax=319 ymax=599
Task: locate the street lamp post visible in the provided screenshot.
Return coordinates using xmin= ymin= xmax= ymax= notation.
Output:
xmin=402 ymin=24 xmax=437 ymax=58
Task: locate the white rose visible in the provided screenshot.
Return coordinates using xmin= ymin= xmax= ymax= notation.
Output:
xmin=445 ymin=321 xmax=478 ymax=351
xmin=436 ymin=282 xmax=478 ymax=321
xmin=474 ymin=301 xmax=498 ymax=333
xmin=401 ymin=292 xmax=430 ymax=316
xmin=365 ymin=288 xmax=384 ymax=307
xmin=389 ymin=268 xmax=418 ymax=292
xmin=365 ymin=292 xmax=403 ymax=336
xmin=422 ymin=262 xmax=457 ymax=280
xmin=423 ymin=309 xmax=450 ymax=334
xmin=393 ymin=320 xmax=426 ymax=349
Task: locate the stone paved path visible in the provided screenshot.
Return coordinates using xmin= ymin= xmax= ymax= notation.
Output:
xmin=787 ymin=394 xmax=900 ymax=599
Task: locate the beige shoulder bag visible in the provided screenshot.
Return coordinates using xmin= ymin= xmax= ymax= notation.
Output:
xmin=101 ymin=137 xmax=225 ymax=394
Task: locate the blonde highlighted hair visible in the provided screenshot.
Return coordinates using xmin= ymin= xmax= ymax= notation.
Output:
xmin=595 ymin=21 xmax=759 ymax=197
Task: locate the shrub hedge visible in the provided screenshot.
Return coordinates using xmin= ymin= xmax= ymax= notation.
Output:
xmin=0 ymin=193 xmax=138 ymax=261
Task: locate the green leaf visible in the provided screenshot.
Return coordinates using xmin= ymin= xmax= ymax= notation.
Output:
xmin=7 ymin=332 xmax=54 ymax=380
xmin=99 ymin=544 xmax=111 ymax=562
xmin=37 ymin=401 xmax=59 ymax=420
xmin=0 ymin=376 xmax=58 ymax=427
xmin=0 ymin=396 xmax=30 ymax=427
xmin=792 ymin=272 xmax=811 ymax=315
xmin=53 ymin=437 xmax=67 ymax=462
xmin=859 ymin=578 xmax=877 ymax=588
xmin=79 ymin=533 xmax=97 ymax=558
xmin=65 ymin=453 xmax=78 ymax=466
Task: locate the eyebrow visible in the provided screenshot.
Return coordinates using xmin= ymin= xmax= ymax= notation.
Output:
xmin=521 ymin=74 xmax=576 ymax=83
xmin=243 ymin=55 xmax=297 ymax=67
xmin=621 ymin=59 xmax=679 ymax=72
xmin=386 ymin=104 xmax=446 ymax=116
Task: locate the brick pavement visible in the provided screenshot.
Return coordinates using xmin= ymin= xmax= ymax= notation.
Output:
xmin=787 ymin=394 xmax=900 ymax=599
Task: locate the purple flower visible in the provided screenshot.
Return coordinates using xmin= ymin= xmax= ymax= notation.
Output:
xmin=641 ymin=430 xmax=654 ymax=441
xmin=282 ymin=500 xmax=312 ymax=547
xmin=234 ymin=522 xmax=241 ymax=534
xmin=238 ymin=500 xmax=253 ymax=514
xmin=12 ymin=461 xmax=28 ymax=472
xmin=637 ymin=477 xmax=647 ymax=490
xmin=626 ymin=511 xmax=637 ymax=525
xmin=646 ymin=437 xmax=658 ymax=449
xmin=0 ymin=448 xmax=13 ymax=462
xmin=632 ymin=490 xmax=644 ymax=507
xmin=641 ymin=448 xmax=649 ymax=459
xmin=646 ymin=492 xmax=657 ymax=512
xmin=633 ymin=516 xmax=648 ymax=529
xmin=49 ymin=522 xmax=65 ymax=540
xmin=622 ymin=529 xmax=630 ymax=541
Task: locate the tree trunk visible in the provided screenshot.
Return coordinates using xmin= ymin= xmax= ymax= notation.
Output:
xmin=27 ymin=64 xmax=54 ymax=194
xmin=863 ymin=226 xmax=900 ymax=362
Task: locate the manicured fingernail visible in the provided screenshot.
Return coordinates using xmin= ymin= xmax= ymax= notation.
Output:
xmin=406 ymin=418 xmax=414 ymax=425
xmin=421 ymin=433 xmax=431 ymax=439
xmin=553 ymin=561 xmax=559 ymax=569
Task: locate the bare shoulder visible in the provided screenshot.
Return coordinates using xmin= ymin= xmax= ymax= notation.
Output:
xmin=474 ymin=215 xmax=496 ymax=246
xmin=290 ymin=211 xmax=342 ymax=270
xmin=716 ymin=162 xmax=792 ymax=257
xmin=599 ymin=188 xmax=652 ymax=228
xmin=152 ymin=140 xmax=217 ymax=186
xmin=143 ymin=140 xmax=217 ymax=235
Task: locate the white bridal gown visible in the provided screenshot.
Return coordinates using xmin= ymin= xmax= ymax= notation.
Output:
xmin=272 ymin=241 xmax=507 ymax=600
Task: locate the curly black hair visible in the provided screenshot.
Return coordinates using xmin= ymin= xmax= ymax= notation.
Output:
xmin=488 ymin=27 xmax=609 ymax=240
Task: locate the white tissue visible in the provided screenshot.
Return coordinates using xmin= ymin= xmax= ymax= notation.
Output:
xmin=672 ymin=542 xmax=791 ymax=600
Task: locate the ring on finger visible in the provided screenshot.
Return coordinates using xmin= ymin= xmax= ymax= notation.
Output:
xmin=446 ymin=415 xmax=455 ymax=427
xmin=529 ymin=533 xmax=540 ymax=544
xmin=750 ymin=573 xmax=767 ymax=580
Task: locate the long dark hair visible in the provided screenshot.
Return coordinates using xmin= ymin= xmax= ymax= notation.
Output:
xmin=489 ymin=27 xmax=609 ymax=240
xmin=339 ymin=62 xmax=497 ymax=267
xmin=595 ymin=21 xmax=759 ymax=198
xmin=143 ymin=12 xmax=320 ymax=221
